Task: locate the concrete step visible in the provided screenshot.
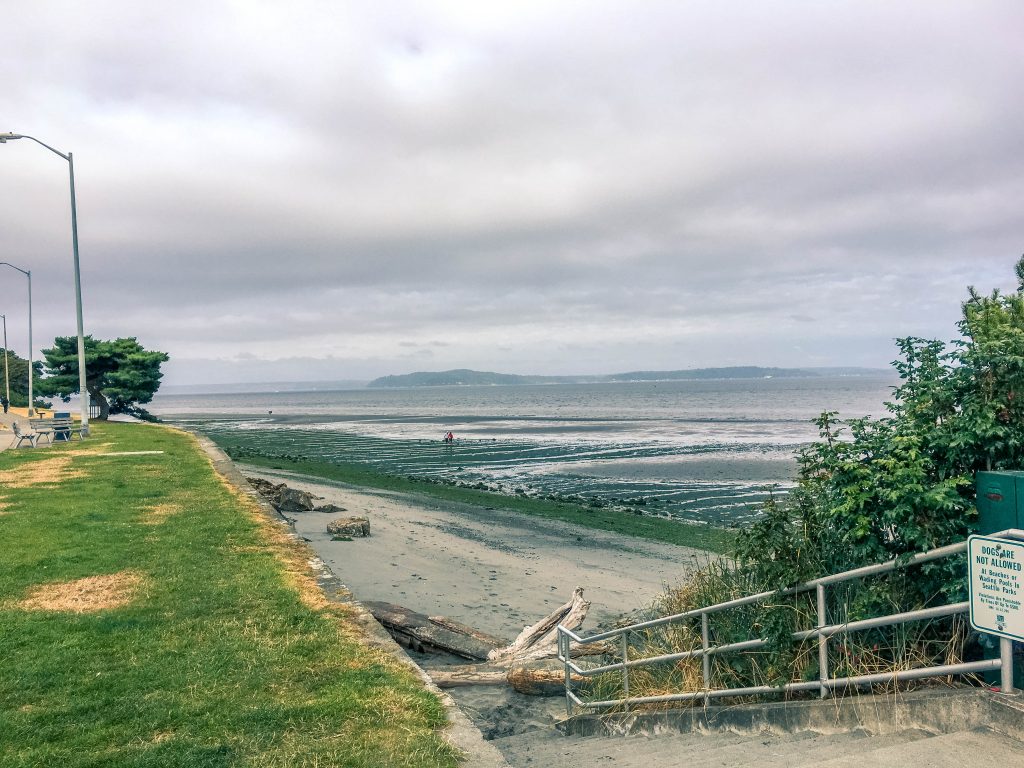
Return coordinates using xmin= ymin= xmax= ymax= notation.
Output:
xmin=703 ymin=729 xmax=931 ymax=768
xmin=494 ymin=727 xmax=935 ymax=767
xmin=492 ymin=728 xmax=748 ymax=765
xmin=814 ymin=728 xmax=1022 ymax=768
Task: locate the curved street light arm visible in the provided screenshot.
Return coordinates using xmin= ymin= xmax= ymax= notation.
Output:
xmin=0 ymin=132 xmax=70 ymax=161
xmin=0 ymin=261 xmax=30 ymax=277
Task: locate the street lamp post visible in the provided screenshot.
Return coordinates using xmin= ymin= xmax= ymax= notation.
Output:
xmin=1 ymin=132 xmax=88 ymax=431
xmin=1 ymin=313 xmax=9 ymax=409
xmin=0 ymin=263 xmax=32 ymax=415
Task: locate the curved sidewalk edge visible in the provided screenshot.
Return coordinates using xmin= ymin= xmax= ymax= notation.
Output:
xmin=192 ymin=431 xmax=511 ymax=768
xmin=0 ymin=413 xmax=16 ymax=451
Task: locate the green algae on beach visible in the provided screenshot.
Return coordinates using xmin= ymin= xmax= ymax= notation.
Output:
xmin=223 ymin=448 xmax=738 ymax=555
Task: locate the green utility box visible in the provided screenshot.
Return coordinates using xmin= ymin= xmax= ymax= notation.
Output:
xmin=974 ymin=471 xmax=1024 ymax=689
xmin=975 ymin=471 xmax=1024 ymax=535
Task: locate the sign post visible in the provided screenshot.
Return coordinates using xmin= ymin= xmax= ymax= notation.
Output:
xmin=969 ymin=535 xmax=1024 ymax=642
xmin=968 ymin=534 xmax=1022 ymax=694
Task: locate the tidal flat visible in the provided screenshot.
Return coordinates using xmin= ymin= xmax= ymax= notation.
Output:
xmin=225 ymin=449 xmax=739 ymax=554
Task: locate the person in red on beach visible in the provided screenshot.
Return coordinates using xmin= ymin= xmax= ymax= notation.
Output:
xmin=443 ymin=431 xmax=454 ymax=443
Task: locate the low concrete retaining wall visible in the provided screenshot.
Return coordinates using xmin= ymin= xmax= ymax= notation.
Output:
xmin=563 ymin=688 xmax=1024 ymax=742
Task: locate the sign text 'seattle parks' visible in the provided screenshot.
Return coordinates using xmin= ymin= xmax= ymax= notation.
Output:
xmin=969 ymin=535 xmax=1024 ymax=642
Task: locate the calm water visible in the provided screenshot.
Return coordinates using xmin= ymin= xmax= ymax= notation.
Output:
xmin=152 ymin=376 xmax=897 ymax=526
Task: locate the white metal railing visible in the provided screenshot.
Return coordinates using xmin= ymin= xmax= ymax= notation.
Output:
xmin=558 ymin=529 xmax=1024 ymax=715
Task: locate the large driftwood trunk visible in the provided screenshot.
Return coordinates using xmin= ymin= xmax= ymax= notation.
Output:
xmin=364 ymin=601 xmax=508 ymax=660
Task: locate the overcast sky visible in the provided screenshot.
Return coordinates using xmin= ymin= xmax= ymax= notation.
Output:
xmin=1 ymin=1 xmax=1021 ymax=385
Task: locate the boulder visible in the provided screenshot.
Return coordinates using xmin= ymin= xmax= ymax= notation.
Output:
xmin=246 ymin=476 xmax=286 ymax=501
xmin=327 ymin=516 xmax=370 ymax=538
xmin=276 ymin=487 xmax=316 ymax=512
xmin=314 ymin=503 xmax=348 ymax=514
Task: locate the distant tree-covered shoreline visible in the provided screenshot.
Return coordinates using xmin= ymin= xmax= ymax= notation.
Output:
xmin=368 ymin=366 xmax=886 ymax=388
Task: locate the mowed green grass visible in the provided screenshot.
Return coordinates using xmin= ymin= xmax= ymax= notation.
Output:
xmin=232 ymin=452 xmax=737 ymax=555
xmin=0 ymin=422 xmax=459 ymax=768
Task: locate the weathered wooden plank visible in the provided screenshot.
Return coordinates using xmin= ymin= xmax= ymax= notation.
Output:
xmin=363 ymin=600 xmax=499 ymax=660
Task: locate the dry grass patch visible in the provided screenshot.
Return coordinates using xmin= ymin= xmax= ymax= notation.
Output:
xmin=0 ymin=498 xmax=11 ymax=515
xmin=74 ymin=441 xmax=117 ymax=454
xmin=135 ymin=465 xmax=173 ymax=479
xmin=19 ymin=570 xmax=147 ymax=613
xmin=140 ymin=502 xmax=182 ymax=525
xmin=229 ymin=544 xmax=267 ymax=553
xmin=0 ymin=454 xmax=88 ymax=488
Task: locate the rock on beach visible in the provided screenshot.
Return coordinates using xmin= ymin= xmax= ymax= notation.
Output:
xmin=315 ymin=503 xmax=348 ymax=514
xmin=276 ymin=487 xmax=316 ymax=512
xmin=327 ymin=516 xmax=370 ymax=538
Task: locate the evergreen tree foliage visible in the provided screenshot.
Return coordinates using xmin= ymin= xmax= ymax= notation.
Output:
xmin=0 ymin=348 xmax=46 ymax=408
xmin=38 ymin=335 xmax=169 ymax=420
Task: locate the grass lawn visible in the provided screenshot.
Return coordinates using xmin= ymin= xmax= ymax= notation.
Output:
xmin=0 ymin=422 xmax=460 ymax=768
xmin=231 ymin=452 xmax=737 ymax=555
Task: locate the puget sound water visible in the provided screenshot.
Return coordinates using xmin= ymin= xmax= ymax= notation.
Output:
xmin=152 ymin=375 xmax=898 ymax=527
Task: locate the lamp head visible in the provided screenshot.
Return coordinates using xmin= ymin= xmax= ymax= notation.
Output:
xmin=0 ymin=133 xmax=24 ymax=143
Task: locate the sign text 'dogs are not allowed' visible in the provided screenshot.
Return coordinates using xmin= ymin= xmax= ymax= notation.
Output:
xmin=969 ymin=535 xmax=1024 ymax=642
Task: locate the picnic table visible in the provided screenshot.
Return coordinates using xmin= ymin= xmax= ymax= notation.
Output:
xmin=29 ymin=415 xmax=87 ymax=443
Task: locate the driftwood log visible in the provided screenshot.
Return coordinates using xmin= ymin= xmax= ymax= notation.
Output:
xmin=429 ymin=661 xmax=585 ymax=695
xmin=366 ymin=588 xmax=595 ymax=695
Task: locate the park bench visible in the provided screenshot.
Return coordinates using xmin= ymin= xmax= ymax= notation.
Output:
xmin=11 ymin=421 xmax=39 ymax=448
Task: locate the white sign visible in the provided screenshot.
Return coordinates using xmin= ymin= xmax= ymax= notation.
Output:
xmin=969 ymin=535 xmax=1024 ymax=642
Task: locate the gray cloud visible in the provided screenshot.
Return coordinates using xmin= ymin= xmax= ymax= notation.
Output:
xmin=1 ymin=1 xmax=1021 ymax=385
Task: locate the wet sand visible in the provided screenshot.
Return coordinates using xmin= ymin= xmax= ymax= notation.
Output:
xmin=243 ymin=466 xmax=711 ymax=641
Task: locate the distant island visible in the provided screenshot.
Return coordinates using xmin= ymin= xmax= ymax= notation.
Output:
xmin=367 ymin=366 xmax=889 ymax=389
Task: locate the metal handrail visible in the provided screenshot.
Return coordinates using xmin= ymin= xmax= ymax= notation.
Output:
xmin=558 ymin=529 xmax=1024 ymax=715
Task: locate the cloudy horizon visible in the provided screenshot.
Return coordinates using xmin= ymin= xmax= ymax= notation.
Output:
xmin=2 ymin=1 xmax=1021 ymax=386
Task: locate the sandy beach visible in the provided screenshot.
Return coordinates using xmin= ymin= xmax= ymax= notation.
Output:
xmin=242 ymin=466 xmax=718 ymax=739
xmin=244 ymin=466 xmax=711 ymax=641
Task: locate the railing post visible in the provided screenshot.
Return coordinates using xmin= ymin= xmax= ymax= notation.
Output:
xmin=561 ymin=630 xmax=573 ymax=717
xmin=701 ymin=611 xmax=711 ymax=702
xmin=622 ymin=631 xmax=630 ymax=711
xmin=1000 ymin=637 xmax=1015 ymax=695
xmin=817 ymin=584 xmax=829 ymax=699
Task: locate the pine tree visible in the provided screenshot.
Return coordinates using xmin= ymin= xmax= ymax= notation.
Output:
xmin=38 ymin=336 xmax=169 ymax=419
